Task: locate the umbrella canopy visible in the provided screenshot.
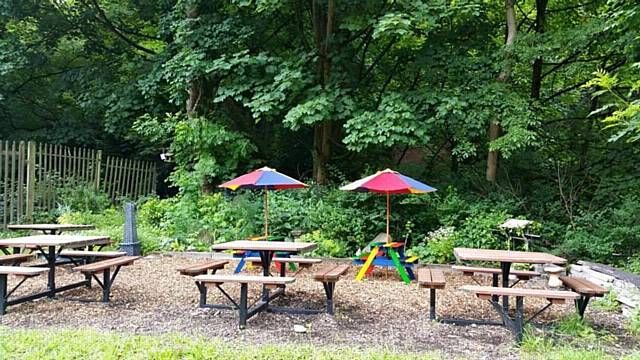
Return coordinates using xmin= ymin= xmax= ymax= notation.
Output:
xmin=340 ymin=169 xmax=436 ymax=241
xmin=219 ymin=167 xmax=308 ymax=238
xmin=219 ymin=166 xmax=308 ymax=190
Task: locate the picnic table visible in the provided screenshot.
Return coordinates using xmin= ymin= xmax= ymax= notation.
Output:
xmin=453 ymin=247 xmax=571 ymax=341
xmin=7 ymin=224 xmax=95 ymax=235
xmin=454 ymin=247 xmax=567 ymax=311
xmin=0 ymin=235 xmax=111 ymax=301
xmin=208 ymin=240 xmax=318 ymax=324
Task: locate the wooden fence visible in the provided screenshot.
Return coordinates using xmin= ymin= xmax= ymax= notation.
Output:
xmin=0 ymin=140 xmax=157 ymax=227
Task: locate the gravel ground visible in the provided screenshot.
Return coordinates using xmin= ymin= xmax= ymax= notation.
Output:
xmin=1 ymin=253 xmax=637 ymax=359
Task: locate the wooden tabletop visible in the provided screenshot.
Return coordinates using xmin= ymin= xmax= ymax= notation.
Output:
xmin=454 ymin=247 xmax=567 ymax=265
xmin=7 ymin=224 xmax=95 ymax=232
xmin=211 ymin=240 xmax=317 ymax=253
xmin=0 ymin=235 xmax=111 ymax=248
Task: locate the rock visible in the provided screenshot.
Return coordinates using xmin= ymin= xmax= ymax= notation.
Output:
xmin=293 ymin=325 xmax=307 ymax=333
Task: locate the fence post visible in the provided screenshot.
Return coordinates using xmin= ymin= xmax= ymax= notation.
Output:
xmin=95 ymin=150 xmax=102 ymax=191
xmin=25 ymin=141 xmax=36 ymax=222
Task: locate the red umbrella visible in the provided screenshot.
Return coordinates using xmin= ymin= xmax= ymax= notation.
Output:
xmin=219 ymin=167 xmax=308 ymax=238
xmin=340 ymin=169 xmax=436 ymax=242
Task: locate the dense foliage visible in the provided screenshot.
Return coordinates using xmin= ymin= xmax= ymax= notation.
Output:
xmin=1 ymin=1 xmax=639 ymax=265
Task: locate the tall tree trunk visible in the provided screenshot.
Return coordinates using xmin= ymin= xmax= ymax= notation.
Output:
xmin=311 ymin=0 xmax=334 ymax=185
xmin=486 ymin=0 xmax=517 ymax=183
xmin=530 ymin=0 xmax=548 ymax=99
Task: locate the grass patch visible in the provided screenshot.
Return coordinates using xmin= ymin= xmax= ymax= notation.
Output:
xmin=0 ymin=327 xmax=439 ymax=360
xmin=591 ymin=290 xmax=622 ymax=313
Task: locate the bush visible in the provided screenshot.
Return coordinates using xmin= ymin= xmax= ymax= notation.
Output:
xmin=302 ymin=230 xmax=348 ymax=258
xmin=56 ymin=181 xmax=111 ymax=214
xmin=407 ymin=227 xmax=455 ymax=264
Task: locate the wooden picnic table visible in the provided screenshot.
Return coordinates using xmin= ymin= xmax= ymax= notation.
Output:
xmin=7 ymin=224 xmax=95 ymax=235
xmin=210 ymin=240 xmax=317 ymax=319
xmin=0 ymin=235 xmax=111 ymax=301
xmin=454 ymin=247 xmax=567 ymax=317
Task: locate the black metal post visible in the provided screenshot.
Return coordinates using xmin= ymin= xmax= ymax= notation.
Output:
xmin=239 ymin=283 xmax=248 ymax=329
xmin=576 ymin=296 xmax=590 ymax=318
xmin=501 ymin=262 xmax=511 ymax=314
xmin=515 ymin=296 xmax=524 ymax=342
xmin=0 ymin=274 xmax=7 ymax=315
xmin=429 ymin=288 xmax=436 ymax=320
xmin=102 ymin=269 xmax=111 ymax=303
xmin=322 ymin=282 xmax=335 ymax=315
xmin=197 ymin=283 xmax=207 ymax=307
xmin=46 ymin=245 xmax=56 ymax=298
xmin=492 ymin=273 xmax=499 ymax=302
xmin=259 ymin=250 xmax=273 ymax=302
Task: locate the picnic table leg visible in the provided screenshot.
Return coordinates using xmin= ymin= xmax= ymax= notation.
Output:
xmin=515 ymin=296 xmax=524 ymax=342
xmin=501 ymin=262 xmax=511 ymax=314
xmin=258 ymin=250 xmax=274 ymax=302
xmin=492 ymin=273 xmax=499 ymax=302
xmin=239 ymin=283 xmax=248 ymax=329
xmin=0 ymin=274 xmax=7 ymax=315
xmin=429 ymin=288 xmax=436 ymax=320
xmin=102 ymin=268 xmax=111 ymax=303
xmin=45 ymin=245 xmax=56 ymax=297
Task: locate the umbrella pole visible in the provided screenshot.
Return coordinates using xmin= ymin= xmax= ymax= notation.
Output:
xmin=386 ymin=192 xmax=390 ymax=243
xmin=264 ymin=187 xmax=269 ymax=239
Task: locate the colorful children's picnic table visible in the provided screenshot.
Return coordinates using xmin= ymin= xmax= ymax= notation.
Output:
xmin=353 ymin=234 xmax=418 ymax=284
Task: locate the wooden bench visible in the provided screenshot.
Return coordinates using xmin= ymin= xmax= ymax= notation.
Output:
xmin=417 ymin=267 xmax=446 ymax=320
xmin=73 ymin=256 xmax=140 ymax=302
xmin=560 ymin=276 xmax=609 ymax=318
xmin=453 ymin=265 xmax=540 ymax=280
xmin=177 ymin=260 xmax=229 ymax=276
xmin=59 ymin=250 xmax=126 ymax=258
xmin=0 ymin=266 xmax=49 ymax=314
xmin=313 ymin=264 xmax=349 ymax=314
xmin=462 ymin=285 xmax=580 ymax=342
xmin=245 ymin=256 xmax=322 ymax=275
xmin=195 ymin=274 xmax=296 ymax=328
xmin=0 ymin=253 xmax=34 ymax=266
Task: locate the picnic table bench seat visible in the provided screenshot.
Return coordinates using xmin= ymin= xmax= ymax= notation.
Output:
xmin=245 ymin=256 xmax=322 ymax=268
xmin=313 ymin=264 xmax=349 ymax=314
xmin=417 ymin=267 xmax=446 ymax=320
xmin=195 ymin=274 xmax=296 ymax=328
xmin=453 ymin=265 xmax=540 ymax=280
xmin=462 ymin=285 xmax=580 ymax=342
xmin=59 ymin=250 xmax=126 ymax=258
xmin=177 ymin=260 xmax=229 ymax=276
xmin=0 ymin=253 xmax=34 ymax=266
xmin=73 ymin=256 xmax=140 ymax=302
xmin=0 ymin=266 xmax=49 ymax=314
xmin=560 ymin=276 xmax=609 ymax=318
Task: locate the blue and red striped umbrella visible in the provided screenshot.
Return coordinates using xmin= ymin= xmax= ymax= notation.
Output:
xmin=341 ymin=169 xmax=436 ymax=241
xmin=219 ymin=167 xmax=308 ymax=237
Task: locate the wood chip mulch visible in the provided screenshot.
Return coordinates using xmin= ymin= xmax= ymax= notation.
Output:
xmin=0 ymin=254 xmax=637 ymax=359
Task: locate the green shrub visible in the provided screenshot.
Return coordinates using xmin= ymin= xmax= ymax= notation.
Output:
xmin=302 ymin=230 xmax=348 ymax=258
xmin=626 ymin=308 xmax=640 ymax=336
xmin=56 ymin=181 xmax=111 ymax=214
xmin=407 ymin=227 xmax=455 ymax=264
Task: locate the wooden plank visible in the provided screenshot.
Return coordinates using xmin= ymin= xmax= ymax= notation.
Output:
xmin=560 ymin=276 xmax=608 ymax=296
xmin=143 ymin=161 xmax=152 ymax=195
xmin=177 ymin=260 xmax=229 ymax=276
xmin=0 ymin=266 xmax=48 ymax=276
xmin=2 ymin=141 xmax=8 ymax=228
xmin=0 ymin=235 xmax=111 ymax=248
xmin=453 ymin=248 xmax=567 ymax=265
xmin=135 ymin=160 xmax=143 ymax=198
xmin=9 ymin=141 xmax=16 ymax=224
xmin=7 ymin=224 xmax=95 ymax=232
xmin=60 ymin=250 xmax=126 ymax=258
xmin=17 ymin=141 xmax=24 ymax=221
xmin=25 ymin=141 xmax=36 ymax=221
xmin=244 ymin=257 xmax=322 ymax=264
xmin=73 ymin=256 xmax=140 ymax=273
xmin=95 ymin=150 xmax=102 ymax=192
xmin=151 ymin=162 xmax=157 ymax=194
xmin=211 ymin=240 xmax=317 ymax=253
xmin=102 ymin=155 xmax=110 ymax=193
xmin=195 ymin=274 xmax=296 ymax=285
xmin=460 ymin=285 xmax=581 ymax=300
xmin=452 ymin=266 xmax=540 ymax=278
xmin=0 ymin=253 xmax=34 ymax=264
